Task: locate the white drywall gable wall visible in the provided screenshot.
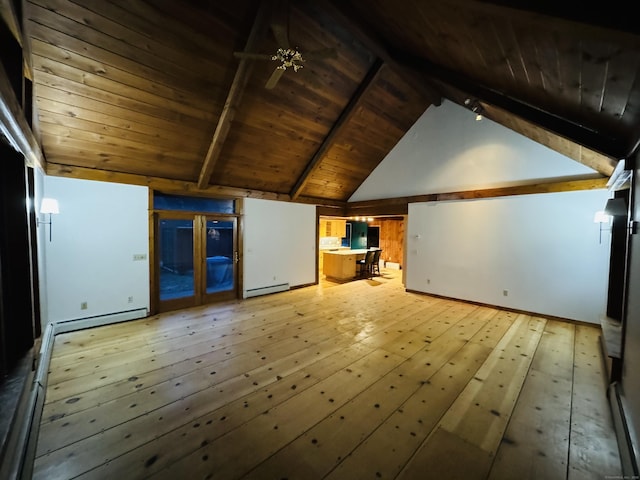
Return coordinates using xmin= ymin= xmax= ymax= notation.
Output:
xmin=350 ymin=99 xmax=597 ymax=202
xmin=243 ymin=198 xmax=315 ymax=295
xmin=406 ymin=189 xmax=611 ymax=323
xmin=42 ymin=176 xmax=149 ymax=323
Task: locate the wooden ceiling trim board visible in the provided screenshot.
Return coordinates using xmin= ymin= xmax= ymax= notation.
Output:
xmin=295 ymin=196 xmax=346 ymax=209
xmin=196 ymin=1 xmax=272 ymax=189
xmin=316 ymin=204 xmax=348 ymax=217
xmin=43 ymin=151 xmax=201 ymax=182
xmin=436 ymin=176 xmax=608 ymax=200
xmin=346 ymin=177 xmax=608 ymax=217
xmin=47 ymin=163 xmax=291 ymax=201
xmin=46 ymin=162 xmax=348 ymax=209
xmin=289 ymin=57 xmax=385 ymax=200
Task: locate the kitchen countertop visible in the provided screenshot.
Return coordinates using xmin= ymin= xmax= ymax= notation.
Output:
xmin=323 ymin=249 xmax=371 ymax=255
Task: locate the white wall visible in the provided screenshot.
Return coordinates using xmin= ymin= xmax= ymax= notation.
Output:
xmin=406 ymin=190 xmax=611 ymax=323
xmin=350 ymin=100 xmax=597 ymax=202
xmin=42 ymin=176 xmax=149 ymax=323
xmin=243 ymin=198 xmax=315 ymax=295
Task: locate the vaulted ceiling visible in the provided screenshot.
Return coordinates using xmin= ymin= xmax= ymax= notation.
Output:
xmin=13 ymin=0 xmax=640 ymax=207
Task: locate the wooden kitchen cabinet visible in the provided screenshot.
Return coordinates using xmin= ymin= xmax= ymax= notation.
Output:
xmin=322 ymin=219 xmax=346 ymax=237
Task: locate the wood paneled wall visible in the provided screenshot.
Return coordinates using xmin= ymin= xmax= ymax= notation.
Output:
xmin=371 ymin=218 xmax=404 ymax=265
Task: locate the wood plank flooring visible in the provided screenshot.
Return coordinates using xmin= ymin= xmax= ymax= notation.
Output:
xmin=34 ymin=270 xmax=622 ymax=479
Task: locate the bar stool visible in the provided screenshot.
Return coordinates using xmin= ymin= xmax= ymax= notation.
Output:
xmin=356 ymin=250 xmax=375 ymax=278
xmin=371 ymin=249 xmax=382 ymax=276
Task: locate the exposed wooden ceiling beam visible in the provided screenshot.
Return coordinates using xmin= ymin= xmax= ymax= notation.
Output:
xmin=396 ymin=53 xmax=630 ymax=160
xmin=2 ymin=0 xmax=33 ymax=80
xmin=479 ymin=102 xmax=617 ymax=177
xmin=320 ymin=0 xmax=442 ymax=108
xmin=196 ymin=1 xmax=271 ymax=189
xmin=46 ymin=163 xmax=347 ymax=208
xmin=0 ymin=48 xmax=43 ymax=169
xmin=346 ymin=177 xmax=608 ymax=216
xmin=0 ymin=0 xmax=22 ymax=46
xmin=50 ymin=163 xmax=288 ymax=201
xmin=290 ymin=57 xmax=385 ymax=200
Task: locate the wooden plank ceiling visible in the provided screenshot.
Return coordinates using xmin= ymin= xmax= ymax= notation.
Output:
xmin=22 ymin=0 xmax=640 ymax=206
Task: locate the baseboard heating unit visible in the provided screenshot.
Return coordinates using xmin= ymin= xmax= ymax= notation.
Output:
xmin=52 ymin=308 xmax=148 ymax=334
xmin=244 ymin=283 xmax=289 ymax=298
xmin=1 ymin=306 xmax=148 ymax=480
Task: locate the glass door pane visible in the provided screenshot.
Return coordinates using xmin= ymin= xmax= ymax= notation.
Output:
xmin=155 ymin=213 xmax=238 ymax=313
xmin=158 ymin=218 xmax=195 ymax=302
xmin=204 ymin=218 xmax=236 ymax=299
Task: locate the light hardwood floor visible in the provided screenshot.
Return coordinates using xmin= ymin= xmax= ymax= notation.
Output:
xmin=34 ymin=270 xmax=621 ymax=479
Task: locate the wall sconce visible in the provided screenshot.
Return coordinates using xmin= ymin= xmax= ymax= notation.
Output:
xmin=38 ymin=197 xmax=59 ymax=242
xmin=593 ymin=197 xmax=629 ymax=244
xmin=593 ymin=210 xmax=611 ymax=244
xmin=603 ymin=197 xmax=627 ymax=216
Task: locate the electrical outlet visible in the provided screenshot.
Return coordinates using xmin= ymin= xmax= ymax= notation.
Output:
xmin=426 ymin=279 xmax=431 ymax=284
xmin=133 ymin=254 xmax=147 ymax=261
xmin=503 ymin=289 xmax=509 ymax=297
xmin=81 ymin=302 xmax=88 ymax=310
xmin=128 ymin=296 xmax=134 ymax=303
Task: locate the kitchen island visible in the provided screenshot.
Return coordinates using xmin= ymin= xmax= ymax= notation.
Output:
xmin=322 ymin=249 xmax=369 ymax=280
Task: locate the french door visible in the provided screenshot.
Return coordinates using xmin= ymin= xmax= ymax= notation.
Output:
xmin=155 ymin=212 xmax=238 ymax=312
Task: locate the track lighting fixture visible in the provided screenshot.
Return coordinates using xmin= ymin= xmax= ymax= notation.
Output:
xmin=464 ymin=98 xmax=484 ymax=121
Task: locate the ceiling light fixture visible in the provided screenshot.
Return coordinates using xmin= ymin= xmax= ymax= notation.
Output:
xmin=272 ymin=48 xmax=304 ymax=72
